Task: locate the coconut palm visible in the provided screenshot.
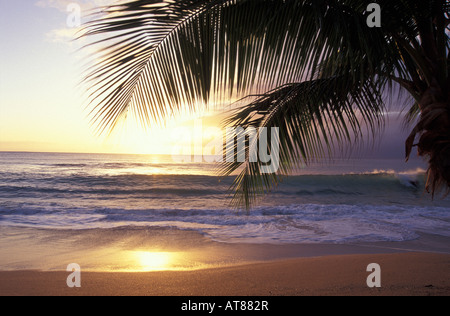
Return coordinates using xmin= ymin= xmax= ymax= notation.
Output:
xmin=81 ymin=0 xmax=450 ymax=210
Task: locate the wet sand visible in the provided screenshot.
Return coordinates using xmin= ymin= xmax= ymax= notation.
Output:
xmin=1 ymin=252 xmax=449 ymax=296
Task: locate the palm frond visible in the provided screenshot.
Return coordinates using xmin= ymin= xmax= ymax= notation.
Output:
xmin=81 ymin=0 xmax=449 ymax=209
xmin=81 ymin=0 xmax=393 ymax=134
xmin=82 ymin=0 xmax=223 ymax=134
xmin=219 ymin=76 xmax=385 ymax=210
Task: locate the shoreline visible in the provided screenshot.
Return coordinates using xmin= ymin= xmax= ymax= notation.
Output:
xmin=1 ymin=225 xmax=449 ymax=272
xmin=1 ymin=252 xmax=449 ymax=296
xmin=1 ymin=226 xmax=449 ymax=296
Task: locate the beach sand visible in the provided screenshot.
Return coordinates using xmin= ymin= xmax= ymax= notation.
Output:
xmin=1 ymin=252 xmax=449 ymax=296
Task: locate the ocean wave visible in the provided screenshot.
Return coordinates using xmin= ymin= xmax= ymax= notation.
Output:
xmin=354 ymin=167 xmax=426 ymax=176
xmin=1 ymin=203 xmax=448 ymax=244
xmin=0 ymin=184 xmax=222 ymax=197
xmin=0 ymin=152 xmax=448 ymax=245
xmin=0 ymin=172 xmax=427 ymax=193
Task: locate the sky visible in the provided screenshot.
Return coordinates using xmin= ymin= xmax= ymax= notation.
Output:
xmin=0 ymin=0 xmax=110 ymax=153
xmin=0 ymin=0 xmax=420 ymax=159
xmin=0 ymin=0 xmax=192 ymax=155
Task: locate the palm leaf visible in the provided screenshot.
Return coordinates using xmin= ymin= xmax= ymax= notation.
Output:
xmin=81 ymin=0 xmax=449 ymax=208
xmin=219 ymin=75 xmax=384 ymax=210
xmin=81 ymin=0 xmax=393 ymax=134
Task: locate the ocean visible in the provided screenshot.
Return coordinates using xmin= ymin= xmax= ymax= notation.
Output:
xmin=0 ymin=151 xmax=449 ymax=271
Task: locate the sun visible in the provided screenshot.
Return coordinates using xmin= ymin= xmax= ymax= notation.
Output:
xmin=104 ymin=109 xmax=225 ymax=156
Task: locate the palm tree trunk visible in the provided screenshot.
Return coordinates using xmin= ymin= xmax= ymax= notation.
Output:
xmin=404 ymin=0 xmax=450 ymax=196
xmin=407 ymin=80 xmax=450 ymax=196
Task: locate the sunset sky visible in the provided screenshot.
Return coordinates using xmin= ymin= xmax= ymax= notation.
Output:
xmin=0 ymin=0 xmax=200 ymax=155
xmin=0 ymin=0 xmax=416 ymax=159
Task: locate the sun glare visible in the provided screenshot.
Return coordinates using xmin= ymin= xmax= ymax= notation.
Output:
xmin=134 ymin=251 xmax=173 ymax=271
xmin=106 ymin=109 xmax=224 ymax=156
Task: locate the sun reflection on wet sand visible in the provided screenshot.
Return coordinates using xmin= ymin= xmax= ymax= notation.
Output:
xmin=133 ymin=251 xmax=175 ymax=271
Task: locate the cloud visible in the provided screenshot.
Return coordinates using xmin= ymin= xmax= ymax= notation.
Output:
xmin=35 ymin=0 xmax=114 ymax=13
xmin=37 ymin=0 xmax=116 ymax=44
xmin=45 ymin=27 xmax=79 ymax=43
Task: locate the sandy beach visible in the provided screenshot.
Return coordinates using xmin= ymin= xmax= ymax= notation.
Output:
xmin=1 ymin=0 xmax=450 ymax=302
xmin=1 ymin=154 xmax=449 ymax=298
xmin=1 ymin=252 xmax=449 ymax=296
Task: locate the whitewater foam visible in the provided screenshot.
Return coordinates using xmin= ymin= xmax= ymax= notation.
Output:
xmin=0 ymin=152 xmax=448 ymax=245
xmin=1 ymin=203 xmax=449 ymax=244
